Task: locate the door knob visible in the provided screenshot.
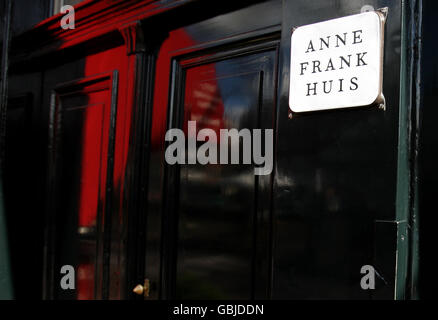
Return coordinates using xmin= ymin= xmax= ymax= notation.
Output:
xmin=133 ymin=279 xmax=150 ymax=297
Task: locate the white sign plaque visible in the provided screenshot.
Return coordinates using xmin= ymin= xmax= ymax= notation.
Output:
xmin=289 ymin=10 xmax=387 ymax=113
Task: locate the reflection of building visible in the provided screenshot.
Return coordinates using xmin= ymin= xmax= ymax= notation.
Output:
xmin=53 ymin=0 xmax=84 ymax=16
xmin=0 ymin=0 xmax=436 ymax=300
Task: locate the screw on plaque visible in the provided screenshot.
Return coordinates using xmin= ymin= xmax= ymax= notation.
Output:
xmin=378 ymin=94 xmax=386 ymax=111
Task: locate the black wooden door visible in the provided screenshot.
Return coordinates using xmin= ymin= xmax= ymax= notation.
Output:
xmin=144 ymin=1 xmax=281 ymax=300
xmin=173 ymin=48 xmax=277 ymax=300
xmin=45 ymin=72 xmax=118 ymax=300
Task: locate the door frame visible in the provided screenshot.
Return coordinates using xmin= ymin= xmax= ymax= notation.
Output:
xmin=43 ymin=71 xmax=119 ymax=300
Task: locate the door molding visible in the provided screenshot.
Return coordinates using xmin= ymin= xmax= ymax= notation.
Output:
xmin=43 ymin=71 xmax=118 ymax=299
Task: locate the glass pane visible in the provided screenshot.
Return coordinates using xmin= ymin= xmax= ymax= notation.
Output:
xmin=54 ymin=91 xmax=108 ymax=299
xmin=175 ymin=50 xmax=275 ymax=299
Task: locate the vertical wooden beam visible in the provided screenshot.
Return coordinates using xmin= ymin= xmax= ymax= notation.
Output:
xmin=408 ymin=0 xmax=422 ymax=300
xmin=119 ymin=21 xmax=167 ymax=299
xmin=395 ymin=0 xmax=422 ymax=300
xmin=0 ymin=0 xmax=13 ymax=300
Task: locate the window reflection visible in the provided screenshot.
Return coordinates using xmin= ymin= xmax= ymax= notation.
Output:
xmin=53 ymin=0 xmax=84 ymax=15
xmin=53 ymin=80 xmax=111 ymax=299
xmin=176 ymin=49 xmax=276 ymax=299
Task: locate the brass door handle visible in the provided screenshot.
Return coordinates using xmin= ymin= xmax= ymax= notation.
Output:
xmin=133 ymin=279 xmax=150 ymax=297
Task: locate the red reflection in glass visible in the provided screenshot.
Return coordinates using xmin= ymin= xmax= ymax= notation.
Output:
xmin=77 ymin=262 xmax=94 ymax=300
xmin=77 ymin=105 xmax=104 ymax=228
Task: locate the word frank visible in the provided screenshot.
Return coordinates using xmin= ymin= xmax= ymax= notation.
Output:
xmin=165 ymin=121 xmax=273 ymax=176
